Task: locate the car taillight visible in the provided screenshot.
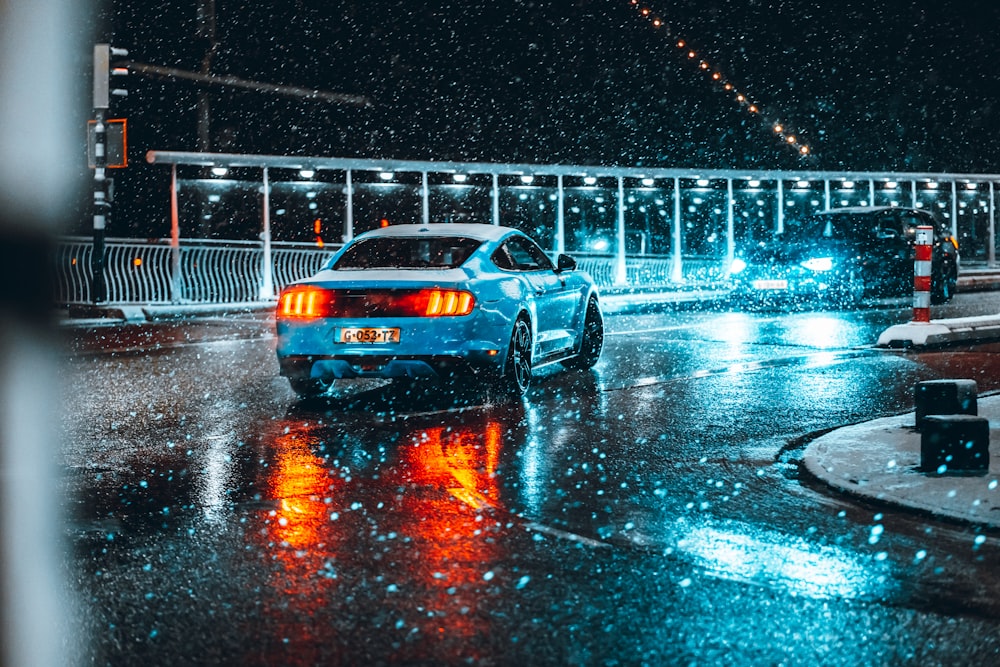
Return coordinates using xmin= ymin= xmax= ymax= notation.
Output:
xmin=277 ymin=287 xmax=475 ymax=318
xmin=278 ymin=285 xmax=330 ymax=318
xmin=422 ymin=289 xmax=475 ymax=316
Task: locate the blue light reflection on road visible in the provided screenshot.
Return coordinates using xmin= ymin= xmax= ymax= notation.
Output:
xmin=784 ymin=314 xmax=866 ymax=350
xmin=668 ymin=517 xmax=896 ymax=600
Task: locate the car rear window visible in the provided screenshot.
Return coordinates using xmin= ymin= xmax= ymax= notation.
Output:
xmin=332 ymin=236 xmax=483 ymax=269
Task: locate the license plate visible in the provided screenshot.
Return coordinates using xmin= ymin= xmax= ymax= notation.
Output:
xmin=337 ymin=327 xmax=400 ymax=344
xmin=752 ymin=279 xmax=788 ymax=290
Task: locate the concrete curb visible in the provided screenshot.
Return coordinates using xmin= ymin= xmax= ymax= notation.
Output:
xmin=802 ymin=395 xmax=1000 ymax=528
xmin=958 ymin=270 xmax=1000 ymax=292
xmin=63 ymin=301 xmax=276 ymax=326
xmin=875 ymin=268 xmax=1000 ymax=347
xmin=877 ymin=315 xmax=1000 ymax=348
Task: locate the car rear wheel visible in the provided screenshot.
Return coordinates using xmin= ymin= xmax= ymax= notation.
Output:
xmin=497 ymin=316 xmax=532 ymax=397
xmin=565 ymin=297 xmax=603 ymax=370
xmin=288 ymin=376 xmax=333 ymax=399
xmin=931 ymin=268 xmax=957 ymax=304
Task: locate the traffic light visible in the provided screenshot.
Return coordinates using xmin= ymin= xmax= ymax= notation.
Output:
xmin=87 ymin=118 xmax=127 ymax=168
xmin=93 ymin=43 xmax=129 ymax=109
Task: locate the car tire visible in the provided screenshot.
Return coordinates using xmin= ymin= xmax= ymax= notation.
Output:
xmin=565 ymin=297 xmax=603 ymax=370
xmin=288 ymin=376 xmax=333 ymax=399
xmin=497 ymin=316 xmax=532 ymax=397
xmin=931 ymin=268 xmax=957 ymax=305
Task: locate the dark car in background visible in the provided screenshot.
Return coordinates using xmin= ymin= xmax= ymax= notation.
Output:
xmin=728 ymin=207 xmax=959 ymax=307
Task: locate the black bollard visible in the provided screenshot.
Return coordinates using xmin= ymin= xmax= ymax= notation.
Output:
xmin=919 ymin=414 xmax=990 ymax=475
xmin=914 ymin=379 xmax=978 ymax=430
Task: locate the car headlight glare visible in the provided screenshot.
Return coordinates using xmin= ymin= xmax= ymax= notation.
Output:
xmin=729 ymin=258 xmax=747 ymax=275
xmin=800 ymin=257 xmax=834 ymax=272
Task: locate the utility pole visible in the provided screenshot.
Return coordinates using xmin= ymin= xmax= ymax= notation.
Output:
xmin=184 ymin=0 xmax=372 ymax=148
xmin=196 ymin=0 xmax=217 ymax=151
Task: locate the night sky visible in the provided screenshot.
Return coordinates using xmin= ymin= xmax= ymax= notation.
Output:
xmin=90 ymin=0 xmax=1000 ymax=233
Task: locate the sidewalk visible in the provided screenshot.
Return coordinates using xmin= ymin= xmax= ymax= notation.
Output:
xmin=802 ymin=394 xmax=1000 ymax=528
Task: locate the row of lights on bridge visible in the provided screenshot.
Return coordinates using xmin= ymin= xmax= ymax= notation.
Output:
xmin=205 ymin=166 xmax=984 ymax=193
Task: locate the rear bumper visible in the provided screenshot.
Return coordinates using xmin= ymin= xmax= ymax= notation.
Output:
xmin=275 ymin=309 xmax=513 ymax=382
xmin=278 ymin=351 xmax=502 ymax=381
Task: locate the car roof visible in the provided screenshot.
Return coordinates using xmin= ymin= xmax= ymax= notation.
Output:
xmin=355 ymin=223 xmax=518 ymax=242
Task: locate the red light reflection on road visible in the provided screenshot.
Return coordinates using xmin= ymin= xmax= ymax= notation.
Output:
xmin=247 ymin=410 xmax=518 ymax=665
xmin=384 ymin=417 xmax=508 ymax=663
xmin=269 ymin=435 xmax=336 ymax=552
xmin=404 ymin=420 xmax=502 ymax=509
xmin=254 ymin=428 xmax=343 ymax=665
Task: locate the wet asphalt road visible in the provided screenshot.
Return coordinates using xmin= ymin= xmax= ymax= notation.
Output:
xmin=60 ymin=294 xmax=1000 ymax=665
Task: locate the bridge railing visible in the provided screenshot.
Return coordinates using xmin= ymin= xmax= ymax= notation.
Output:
xmin=573 ymin=254 xmax=726 ymax=289
xmin=54 ymin=237 xmax=730 ymax=306
xmin=55 ymin=238 xmax=339 ymax=305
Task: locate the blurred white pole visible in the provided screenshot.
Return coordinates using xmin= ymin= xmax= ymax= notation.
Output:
xmin=0 ymin=0 xmax=84 ymax=665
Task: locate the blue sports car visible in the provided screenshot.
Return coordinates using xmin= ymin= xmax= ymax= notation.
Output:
xmin=275 ymin=223 xmax=603 ymax=398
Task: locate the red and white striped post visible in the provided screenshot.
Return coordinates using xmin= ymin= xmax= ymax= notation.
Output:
xmin=912 ymin=225 xmax=934 ymax=323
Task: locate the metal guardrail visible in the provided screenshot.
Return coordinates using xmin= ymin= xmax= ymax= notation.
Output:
xmin=574 ymin=254 xmax=725 ymax=289
xmin=55 ymin=238 xmax=729 ymax=306
xmin=55 ymin=237 xmax=338 ymax=305
xmin=53 ymin=237 xmax=1000 ymax=306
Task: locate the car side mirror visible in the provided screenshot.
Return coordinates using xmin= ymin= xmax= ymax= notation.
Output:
xmin=555 ymin=253 xmax=577 ymax=272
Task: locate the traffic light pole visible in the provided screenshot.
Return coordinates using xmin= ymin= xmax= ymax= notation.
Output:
xmin=91 ymin=43 xmax=127 ymax=304
xmin=91 ymin=109 xmax=107 ymax=303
